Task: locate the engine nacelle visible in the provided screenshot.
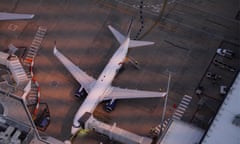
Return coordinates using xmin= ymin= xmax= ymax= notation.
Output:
xmin=104 ymin=99 xmax=116 ymax=112
xmin=75 ymin=85 xmax=88 ymax=98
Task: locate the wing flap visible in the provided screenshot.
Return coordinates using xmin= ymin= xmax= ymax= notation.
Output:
xmin=53 ymin=47 xmax=96 ymax=91
xmin=103 ymin=86 xmax=166 ymax=100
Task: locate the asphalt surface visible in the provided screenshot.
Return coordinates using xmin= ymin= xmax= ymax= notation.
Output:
xmin=0 ymin=0 xmax=239 ymax=144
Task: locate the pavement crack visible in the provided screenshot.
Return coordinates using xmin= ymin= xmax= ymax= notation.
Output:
xmin=206 ymin=18 xmax=229 ymax=29
xmin=164 ymin=40 xmax=190 ymax=51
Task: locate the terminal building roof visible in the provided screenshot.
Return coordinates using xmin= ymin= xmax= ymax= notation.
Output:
xmin=160 ymin=120 xmax=204 ymax=144
xmin=0 ymin=90 xmax=63 ymax=144
xmin=201 ymin=72 xmax=240 ymax=144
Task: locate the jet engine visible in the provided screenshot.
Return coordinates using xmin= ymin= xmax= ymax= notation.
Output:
xmin=75 ymin=85 xmax=88 ymax=98
xmin=104 ymin=99 xmax=116 ymax=112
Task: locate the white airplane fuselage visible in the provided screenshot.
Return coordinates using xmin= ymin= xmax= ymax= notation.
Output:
xmin=71 ymin=37 xmax=130 ymax=134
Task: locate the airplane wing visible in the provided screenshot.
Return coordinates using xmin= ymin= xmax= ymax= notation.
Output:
xmin=53 ymin=47 xmax=96 ymax=91
xmin=102 ymin=86 xmax=166 ymax=101
xmin=0 ymin=12 xmax=34 ymax=21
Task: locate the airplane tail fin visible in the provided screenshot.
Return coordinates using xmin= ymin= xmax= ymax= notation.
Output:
xmin=108 ymin=18 xmax=154 ymax=48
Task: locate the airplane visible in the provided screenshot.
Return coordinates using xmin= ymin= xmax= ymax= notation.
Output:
xmin=0 ymin=12 xmax=34 ymax=21
xmin=53 ymin=20 xmax=167 ymax=142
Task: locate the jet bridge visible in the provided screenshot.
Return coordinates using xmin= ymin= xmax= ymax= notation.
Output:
xmin=82 ymin=112 xmax=152 ymax=144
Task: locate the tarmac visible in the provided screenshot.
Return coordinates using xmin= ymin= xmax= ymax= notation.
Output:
xmin=0 ymin=0 xmax=239 ymax=144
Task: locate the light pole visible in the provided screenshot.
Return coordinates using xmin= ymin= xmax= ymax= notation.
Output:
xmin=160 ymin=72 xmax=171 ymax=135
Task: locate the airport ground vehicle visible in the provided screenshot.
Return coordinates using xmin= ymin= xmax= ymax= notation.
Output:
xmin=216 ymin=48 xmax=234 ymax=59
xmin=33 ymin=103 xmax=50 ymax=131
xmin=206 ymin=72 xmax=222 ymax=80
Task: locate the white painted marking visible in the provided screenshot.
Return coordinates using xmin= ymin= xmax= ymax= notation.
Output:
xmin=181 ymin=100 xmax=189 ymax=105
xmin=8 ymin=24 xmax=18 ymax=31
xmin=184 ymin=95 xmax=192 ymax=99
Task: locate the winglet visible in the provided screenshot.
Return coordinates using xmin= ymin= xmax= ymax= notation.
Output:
xmin=53 ymin=41 xmax=58 ymax=55
xmin=0 ymin=12 xmax=34 ymax=21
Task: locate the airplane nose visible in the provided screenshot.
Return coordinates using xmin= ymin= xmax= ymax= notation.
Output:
xmin=64 ymin=140 xmax=72 ymax=144
xmin=71 ymin=126 xmax=80 ymax=135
